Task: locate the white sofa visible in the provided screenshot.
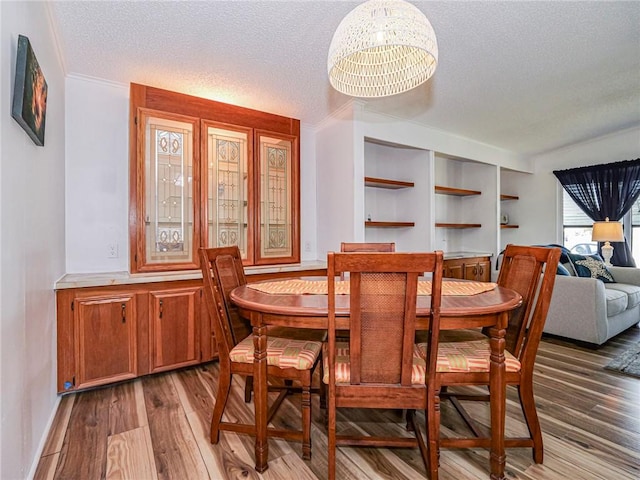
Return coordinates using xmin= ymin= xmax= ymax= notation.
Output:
xmin=544 ymin=266 xmax=640 ymax=345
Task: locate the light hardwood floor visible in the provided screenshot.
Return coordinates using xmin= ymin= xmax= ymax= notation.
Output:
xmin=35 ymin=328 xmax=640 ymax=480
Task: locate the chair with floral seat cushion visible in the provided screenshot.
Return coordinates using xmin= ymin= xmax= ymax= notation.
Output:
xmin=325 ymin=251 xmax=444 ymax=480
xmin=200 ymin=247 xmax=322 ymax=460
xmin=419 ymin=244 xmax=560 ymax=465
xmin=203 ymin=246 xmax=325 ymax=403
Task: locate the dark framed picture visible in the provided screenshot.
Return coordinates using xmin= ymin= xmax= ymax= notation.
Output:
xmin=12 ymin=34 xmax=48 ymax=146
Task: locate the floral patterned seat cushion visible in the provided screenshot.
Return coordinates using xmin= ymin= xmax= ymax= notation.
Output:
xmin=229 ymin=336 xmax=321 ymax=370
xmin=417 ymin=339 xmax=521 ymax=373
xmin=322 ymin=342 xmax=428 ymax=384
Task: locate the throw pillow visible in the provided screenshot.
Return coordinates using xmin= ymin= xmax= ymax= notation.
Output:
xmin=556 ymin=263 xmax=571 ymax=276
xmin=567 ymin=253 xmax=615 ymax=283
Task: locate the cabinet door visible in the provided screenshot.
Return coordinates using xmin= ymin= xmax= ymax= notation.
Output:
xmin=464 ymin=263 xmax=480 ymax=281
xmin=463 ymin=258 xmax=491 ymax=281
xmin=477 ymin=260 xmax=491 ymax=282
xmin=149 ymin=288 xmax=200 ymax=373
xmin=75 ymin=295 xmax=137 ymax=389
xmin=444 ymin=264 xmax=464 ymax=279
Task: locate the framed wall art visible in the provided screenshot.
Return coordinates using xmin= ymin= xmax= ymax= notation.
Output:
xmin=12 ymin=34 xmax=48 ymax=146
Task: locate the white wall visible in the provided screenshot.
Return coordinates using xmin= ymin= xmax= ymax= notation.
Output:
xmin=315 ymin=102 xmax=358 ymax=256
xmin=300 ymin=123 xmax=318 ymax=260
xmin=0 ymin=2 xmax=66 ymax=478
xmin=516 ymin=126 xmax=640 ymax=246
xmin=65 ymin=78 xmax=319 ymax=272
xmin=65 ymin=76 xmax=129 ymax=273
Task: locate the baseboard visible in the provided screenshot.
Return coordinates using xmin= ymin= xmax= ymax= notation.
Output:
xmin=26 ymin=394 xmax=62 ymax=480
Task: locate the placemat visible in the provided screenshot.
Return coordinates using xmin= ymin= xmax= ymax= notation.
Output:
xmin=247 ymin=279 xmax=496 ymax=296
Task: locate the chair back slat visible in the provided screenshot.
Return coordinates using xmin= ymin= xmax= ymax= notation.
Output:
xmin=328 ymin=252 xmax=443 ymax=389
xmin=212 ymin=250 xmax=251 ymax=344
xmin=494 ymin=245 xmax=561 ymax=360
xmin=200 ymin=248 xmax=238 ymax=361
xmin=340 ymin=242 xmax=396 ymax=252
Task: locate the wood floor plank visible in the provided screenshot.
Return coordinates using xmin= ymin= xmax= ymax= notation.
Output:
xmin=54 ymin=388 xmax=110 ymax=479
xmin=109 ymin=380 xmax=147 ymax=435
xmin=185 ymin=408 xmax=260 ymax=480
xmin=261 ymin=451 xmax=318 ymax=480
xmin=41 ymin=394 xmax=75 ymax=456
xmin=32 ymin=453 xmax=60 ymax=480
xmin=106 ymin=426 xmax=158 ymax=480
xmin=142 ymin=374 xmax=210 ymax=480
xmin=35 ymin=327 xmax=640 ymax=480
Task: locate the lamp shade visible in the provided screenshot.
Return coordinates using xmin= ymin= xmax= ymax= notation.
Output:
xmin=592 ymin=218 xmax=624 ymax=242
xmin=327 ymin=0 xmax=438 ymax=98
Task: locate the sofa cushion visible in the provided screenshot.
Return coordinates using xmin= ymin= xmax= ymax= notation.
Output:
xmin=567 ymin=252 xmax=615 ymax=283
xmin=605 ymin=283 xmax=640 ymax=310
xmin=605 ymin=287 xmax=628 ymax=316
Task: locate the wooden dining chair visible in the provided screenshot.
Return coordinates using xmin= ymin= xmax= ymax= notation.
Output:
xmin=202 ymin=245 xmax=325 ymax=402
xmin=325 ymin=251 xmax=444 ymax=480
xmin=200 ymin=247 xmax=323 ymax=459
xmin=422 ymin=244 xmax=560 ymax=464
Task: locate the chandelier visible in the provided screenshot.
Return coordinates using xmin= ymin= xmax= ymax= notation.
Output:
xmin=327 ymin=0 xmax=438 ymax=98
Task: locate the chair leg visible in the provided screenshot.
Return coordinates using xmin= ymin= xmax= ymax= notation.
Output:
xmin=328 ymin=396 xmax=337 ymax=480
xmin=319 ymin=356 xmax=327 ymax=410
xmin=427 ymin=389 xmax=441 ymax=480
xmin=244 ymin=375 xmax=253 ymax=403
xmin=518 ymin=383 xmax=544 ymax=463
xmin=406 ymin=409 xmax=415 ymax=431
xmin=211 ymin=370 xmax=232 ymax=444
xmin=301 ymin=382 xmax=312 ymax=460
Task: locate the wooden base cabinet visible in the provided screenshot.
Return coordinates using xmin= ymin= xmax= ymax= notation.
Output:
xmin=56 ymin=279 xmax=211 ymax=393
xmin=443 ymin=256 xmax=491 ymax=282
xmin=56 ymin=267 xmax=327 ymax=393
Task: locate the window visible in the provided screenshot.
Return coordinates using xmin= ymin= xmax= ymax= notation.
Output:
xmin=631 ymin=199 xmax=640 ymax=262
xmin=129 ymin=84 xmax=300 ymax=273
xmin=562 ymin=190 xmax=597 ymax=254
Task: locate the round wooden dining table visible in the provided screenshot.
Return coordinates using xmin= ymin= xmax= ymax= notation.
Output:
xmin=230 ymin=277 xmax=522 ymax=480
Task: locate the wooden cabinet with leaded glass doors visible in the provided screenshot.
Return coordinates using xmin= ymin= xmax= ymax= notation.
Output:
xmin=129 ymin=83 xmax=301 ymax=273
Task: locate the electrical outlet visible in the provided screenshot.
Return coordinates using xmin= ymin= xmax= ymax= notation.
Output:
xmin=107 ymin=243 xmax=118 ymax=258
xmin=304 ymin=241 xmax=311 ymax=252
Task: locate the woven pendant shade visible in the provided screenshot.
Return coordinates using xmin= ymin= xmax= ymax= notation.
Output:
xmin=328 ymin=0 xmax=438 ymax=98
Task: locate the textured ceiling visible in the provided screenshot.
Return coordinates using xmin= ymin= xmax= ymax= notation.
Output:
xmin=48 ymin=1 xmax=640 ymax=157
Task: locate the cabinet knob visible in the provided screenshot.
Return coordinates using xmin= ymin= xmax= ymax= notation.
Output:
xmin=121 ymin=303 xmax=126 ymax=323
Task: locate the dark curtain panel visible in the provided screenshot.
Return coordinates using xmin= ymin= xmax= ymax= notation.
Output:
xmin=553 ymin=158 xmax=640 ymax=267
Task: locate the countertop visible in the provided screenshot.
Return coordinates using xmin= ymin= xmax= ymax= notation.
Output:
xmin=55 ymin=261 xmax=327 ymax=289
xmin=55 ymin=252 xmax=493 ymax=290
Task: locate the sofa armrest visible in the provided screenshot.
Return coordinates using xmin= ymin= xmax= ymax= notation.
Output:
xmin=609 ymin=266 xmax=640 ymax=285
xmin=545 ymin=274 xmax=608 ymax=344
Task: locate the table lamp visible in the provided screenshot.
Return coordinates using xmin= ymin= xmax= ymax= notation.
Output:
xmin=591 ymin=217 xmax=624 ymax=266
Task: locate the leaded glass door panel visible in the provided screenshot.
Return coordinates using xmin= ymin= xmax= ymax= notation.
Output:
xmin=137 ymin=109 xmax=199 ymax=271
xmin=256 ymin=131 xmax=299 ymax=263
xmin=204 ymin=122 xmax=252 ymax=262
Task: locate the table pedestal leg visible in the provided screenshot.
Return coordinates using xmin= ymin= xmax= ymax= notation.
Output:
xmin=253 ymin=323 xmax=269 ymax=472
xmin=489 ymin=314 xmax=507 ymax=480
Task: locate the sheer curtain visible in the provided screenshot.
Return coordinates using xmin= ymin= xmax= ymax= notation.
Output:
xmin=553 ymin=158 xmax=640 ymax=267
